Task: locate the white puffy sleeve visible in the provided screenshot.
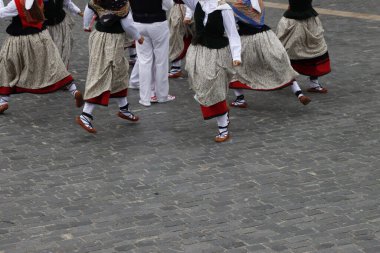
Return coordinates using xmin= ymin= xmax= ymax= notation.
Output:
xmin=222 ymin=9 xmax=241 ymax=62
xmin=83 ymin=5 xmax=95 ymax=30
xmin=120 ymin=12 xmax=140 ymax=40
xmin=0 ymin=0 xmax=18 ymax=18
xmin=63 ymin=0 xmax=81 ymax=15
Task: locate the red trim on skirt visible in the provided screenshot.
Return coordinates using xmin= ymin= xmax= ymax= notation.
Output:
xmin=291 ymin=52 xmax=331 ymax=77
xmin=86 ymin=89 xmax=128 ymax=106
xmin=229 ymin=80 xmax=294 ymax=91
xmin=0 ymin=75 xmax=73 ymax=96
xmin=200 ymin=100 xmax=228 ymax=120
xmin=173 ymin=35 xmax=192 ymax=62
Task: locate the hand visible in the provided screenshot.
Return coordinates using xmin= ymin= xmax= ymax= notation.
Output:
xmin=137 ymin=36 xmax=144 ymax=45
xmin=233 ymin=60 xmax=241 ymax=66
xmin=183 ymin=18 xmax=191 ymax=25
xmin=78 ymin=11 xmax=84 ymax=17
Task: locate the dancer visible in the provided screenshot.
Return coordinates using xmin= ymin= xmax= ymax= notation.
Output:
xmin=226 ymin=0 xmax=311 ymax=108
xmin=44 ymin=0 xmax=84 ymax=107
xmin=0 ymin=0 xmax=79 ymax=114
xmin=277 ymin=0 xmax=331 ymax=93
xmin=76 ymin=0 xmax=144 ymax=133
xmin=175 ymin=0 xmax=242 ymax=142
xmin=44 ymin=0 xmax=83 ymax=67
xmin=129 ymin=0 xmax=175 ymax=107
xmin=168 ymin=2 xmax=193 ymax=78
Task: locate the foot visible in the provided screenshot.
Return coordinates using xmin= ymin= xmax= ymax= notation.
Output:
xmin=139 ymin=100 xmax=151 ymax=107
xmin=230 ymin=98 xmax=248 ymax=108
xmin=117 ymin=104 xmax=139 ymax=122
xmin=74 ymin=90 xmax=84 ymax=108
xmin=76 ymin=113 xmax=97 ymax=133
xmin=299 ymin=95 xmax=312 ymax=105
xmin=0 ymin=103 xmax=9 ymax=114
xmin=307 ymin=87 xmax=328 ymax=93
xmin=169 ymin=71 xmax=183 ymax=79
xmin=215 ymin=130 xmax=230 ymax=143
xmin=150 ymin=96 xmax=158 ymax=103
xmin=158 ymin=95 xmax=176 ymax=103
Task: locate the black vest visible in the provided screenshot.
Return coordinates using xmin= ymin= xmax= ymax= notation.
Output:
xmin=129 ymin=0 xmax=166 ymax=23
xmin=95 ymin=22 xmax=125 ymax=34
xmin=44 ymin=0 xmax=67 ymax=26
xmin=6 ymin=16 xmax=46 ymax=36
xmin=192 ymin=3 xmax=229 ymax=49
xmin=237 ymin=21 xmax=271 ymax=36
xmin=284 ymin=0 xmax=318 ymax=20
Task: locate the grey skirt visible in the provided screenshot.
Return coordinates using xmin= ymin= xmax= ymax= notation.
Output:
xmin=84 ymin=30 xmax=129 ymax=100
xmin=185 ymin=45 xmax=234 ymax=106
xmin=47 ymin=15 xmax=75 ymax=67
xmin=276 ymin=16 xmax=328 ymax=60
xmin=233 ymin=30 xmax=298 ymax=90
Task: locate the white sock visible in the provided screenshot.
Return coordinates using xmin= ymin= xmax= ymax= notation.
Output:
xmin=216 ymin=113 xmax=229 ymax=134
xmin=309 ymin=78 xmax=321 ymax=89
xmin=0 ymin=96 xmax=10 ymax=105
xmin=170 ymin=60 xmax=182 ymax=74
xmin=67 ymin=83 xmax=78 ymax=96
xmin=291 ymin=81 xmax=304 ymax=98
xmin=128 ymin=48 xmax=137 ymax=58
xmin=172 ymin=60 xmax=181 ymax=68
xmin=83 ymin=102 xmax=95 ymax=116
xmin=116 ymin=97 xmax=128 ymax=108
xmin=233 ymin=89 xmax=244 ymax=97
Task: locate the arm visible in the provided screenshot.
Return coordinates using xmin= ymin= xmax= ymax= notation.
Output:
xmin=0 ymin=0 xmax=18 ymax=18
xmin=174 ymin=0 xmax=198 ymax=11
xmin=63 ymin=0 xmax=82 ymax=16
xmin=185 ymin=5 xmax=193 ymax=19
xmin=222 ymin=9 xmax=241 ymax=63
xmin=83 ymin=5 xmax=95 ymax=31
xmin=162 ymin=0 xmax=173 ymax=11
xmin=120 ymin=13 xmax=142 ymax=41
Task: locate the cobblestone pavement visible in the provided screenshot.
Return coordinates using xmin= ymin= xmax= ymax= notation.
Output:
xmin=0 ymin=1 xmax=379 ymax=252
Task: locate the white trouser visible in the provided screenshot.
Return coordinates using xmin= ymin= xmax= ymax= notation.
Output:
xmin=130 ymin=60 xmax=141 ymax=89
xmin=134 ymin=21 xmax=170 ymax=103
xmin=130 ymin=60 xmax=156 ymax=96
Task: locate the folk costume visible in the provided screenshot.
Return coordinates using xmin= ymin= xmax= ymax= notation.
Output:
xmin=226 ymin=0 xmax=311 ymax=108
xmin=168 ymin=3 xmax=193 ymax=78
xmin=0 ymin=0 xmax=80 ymax=114
xmin=129 ymin=0 xmax=175 ymax=107
xmin=277 ymin=0 xmax=331 ymax=93
xmin=176 ymin=0 xmax=242 ymax=142
xmin=44 ymin=0 xmax=82 ymax=68
xmin=76 ymin=0 xmax=142 ymax=133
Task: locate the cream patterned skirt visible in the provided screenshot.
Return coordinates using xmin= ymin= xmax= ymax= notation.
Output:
xmin=185 ymin=45 xmax=234 ymax=107
xmin=47 ymin=15 xmax=75 ymax=67
xmin=169 ymin=4 xmax=192 ymax=62
xmin=84 ymin=30 xmax=129 ymax=105
xmin=231 ymin=30 xmax=298 ymax=90
xmin=276 ymin=16 xmax=328 ymax=60
xmin=0 ymin=30 xmax=73 ymax=95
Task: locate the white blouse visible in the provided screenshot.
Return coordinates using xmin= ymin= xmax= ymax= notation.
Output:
xmin=180 ymin=0 xmax=241 ymax=62
xmin=0 ymin=0 xmax=81 ymax=19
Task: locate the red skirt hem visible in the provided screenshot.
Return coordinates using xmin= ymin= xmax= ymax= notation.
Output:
xmin=86 ymin=89 xmax=128 ymax=106
xmin=0 ymin=75 xmax=73 ymax=96
xmin=291 ymin=52 xmax=331 ymax=77
xmin=201 ymin=100 xmax=228 ymax=120
xmin=173 ymin=35 xmax=192 ymax=62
